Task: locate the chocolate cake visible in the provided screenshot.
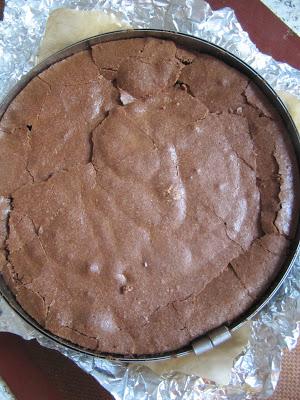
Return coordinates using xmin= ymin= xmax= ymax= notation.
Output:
xmin=0 ymin=37 xmax=299 ymax=355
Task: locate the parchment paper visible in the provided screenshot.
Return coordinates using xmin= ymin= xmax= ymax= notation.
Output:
xmin=37 ymin=8 xmax=130 ymax=62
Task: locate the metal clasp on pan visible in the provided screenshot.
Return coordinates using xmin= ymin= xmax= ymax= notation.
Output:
xmin=192 ymin=326 xmax=231 ymax=355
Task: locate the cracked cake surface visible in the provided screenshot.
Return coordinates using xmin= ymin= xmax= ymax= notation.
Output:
xmin=0 ymin=37 xmax=299 ymax=355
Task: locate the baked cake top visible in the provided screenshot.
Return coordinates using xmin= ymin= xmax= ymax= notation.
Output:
xmin=0 ymin=37 xmax=298 ymax=355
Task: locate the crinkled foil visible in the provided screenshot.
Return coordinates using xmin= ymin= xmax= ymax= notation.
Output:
xmin=1 ymin=1 xmax=300 ymax=399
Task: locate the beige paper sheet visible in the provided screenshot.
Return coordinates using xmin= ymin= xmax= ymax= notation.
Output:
xmin=37 ymin=8 xmax=130 ymax=62
xmin=38 ymin=8 xmax=300 ymax=386
xmin=278 ymin=91 xmax=300 ymax=129
xmin=145 ymin=324 xmax=251 ymax=385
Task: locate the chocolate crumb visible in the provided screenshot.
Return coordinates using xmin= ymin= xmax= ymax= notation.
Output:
xmin=120 ymin=285 xmax=134 ymax=294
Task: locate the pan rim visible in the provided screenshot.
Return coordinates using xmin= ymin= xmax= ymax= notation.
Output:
xmin=0 ymin=28 xmax=299 ymax=362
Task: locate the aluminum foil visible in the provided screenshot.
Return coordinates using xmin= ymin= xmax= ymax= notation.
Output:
xmin=0 ymin=1 xmax=300 ymax=399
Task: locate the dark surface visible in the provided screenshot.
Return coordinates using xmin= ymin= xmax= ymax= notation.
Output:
xmin=0 ymin=1 xmax=300 ymax=399
xmin=0 ymin=1 xmax=4 ymax=20
xmin=0 ymin=333 xmax=113 ymax=400
xmin=208 ymin=0 xmax=300 ymax=69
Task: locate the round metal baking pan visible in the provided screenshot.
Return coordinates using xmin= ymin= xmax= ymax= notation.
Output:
xmin=0 ymin=29 xmax=300 ymax=362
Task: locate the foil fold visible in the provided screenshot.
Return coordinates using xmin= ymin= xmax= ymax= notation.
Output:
xmin=1 ymin=1 xmax=300 ymax=399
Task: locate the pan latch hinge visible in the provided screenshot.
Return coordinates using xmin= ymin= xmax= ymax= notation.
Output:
xmin=192 ymin=326 xmax=232 ymax=355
